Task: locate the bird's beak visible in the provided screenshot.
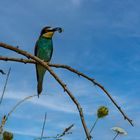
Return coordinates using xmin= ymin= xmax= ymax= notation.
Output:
xmin=52 ymin=27 xmax=63 ymax=33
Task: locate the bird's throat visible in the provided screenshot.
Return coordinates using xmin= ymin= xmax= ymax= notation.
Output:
xmin=42 ymin=32 xmax=54 ymax=38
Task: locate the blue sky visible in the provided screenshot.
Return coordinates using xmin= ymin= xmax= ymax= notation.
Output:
xmin=0 ymin=0 xmax=140 ymax=139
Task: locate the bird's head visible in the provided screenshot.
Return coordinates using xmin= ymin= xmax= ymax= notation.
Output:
xmin=40 ymin=26 xmax=63 ymax=38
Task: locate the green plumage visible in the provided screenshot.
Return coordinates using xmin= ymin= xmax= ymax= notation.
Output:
xmin=35 ymin=36 xmax=53 ymax=95
xmin=34 ymin=26 xmax=62 ymax=96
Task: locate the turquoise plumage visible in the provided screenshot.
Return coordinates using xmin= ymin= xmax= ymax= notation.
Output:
xmin=35 ymin=26 xmax=62 ymax=97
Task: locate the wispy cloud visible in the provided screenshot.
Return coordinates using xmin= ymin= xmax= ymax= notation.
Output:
xmin=2 ymin=91 xmax=77 ymax=114
xmin=1 ymin=0 xmax=140 ymax=139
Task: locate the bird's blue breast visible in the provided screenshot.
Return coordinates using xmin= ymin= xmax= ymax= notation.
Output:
xmin=36 ymin=37 xmax=53 ymax=62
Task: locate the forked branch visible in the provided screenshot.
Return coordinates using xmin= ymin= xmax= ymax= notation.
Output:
xmin=0 ymin=56 xmax=133 ymax=126
xmin=0 ymin=42 xmax=91 ymax=140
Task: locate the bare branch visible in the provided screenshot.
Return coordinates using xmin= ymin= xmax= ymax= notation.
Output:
xmin=0 ymin=56 xmax=133 ymax=126
xmin=0 ymin=69 xmax=6 ymax=75
xmin=0 ymin=56 xmax=35 ymax=64
xmin=0 ymin=68 xmax=11 ymax=105
xmin=7 ymin=94 xmax=38 ymax=119
xmin=58 ymin=124 xmax=74 ymax=138
xmin=34 ymin=124 xmax=74 ymax=140
xmin=0 ymin=94 xmax=44 ymax=137
xmin=0 ymin=94 xmax=46 ymax=134
xmin=0 ymin=95 xmax=39 ymax=132
xmin=0 ymin=42 xmax=91 ymax=140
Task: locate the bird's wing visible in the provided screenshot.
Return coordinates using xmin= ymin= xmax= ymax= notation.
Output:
xmin=34 ymin=42 xmax=38 ymax=56
xmin=49 ymin=45 xmax=53 ymax=61
xmin=34 ymin=42 xmax=39 ymax=82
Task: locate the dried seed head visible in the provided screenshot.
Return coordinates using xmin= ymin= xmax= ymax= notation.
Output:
xmin=97 ymin=106 xmax=109 ymax=118
xmin=3 ymin=131 xmax=13 ymax=140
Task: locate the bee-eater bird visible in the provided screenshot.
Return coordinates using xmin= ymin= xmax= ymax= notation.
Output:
xmin=35 ymin=26 xmax=63 ymax=97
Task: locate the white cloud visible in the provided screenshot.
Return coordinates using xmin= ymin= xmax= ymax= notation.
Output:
xmin=3 ymin=91 xmax=77 ymax=114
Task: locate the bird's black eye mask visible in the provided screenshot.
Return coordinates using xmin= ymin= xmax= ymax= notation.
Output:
xmin=40 ymin=26 xmax=63 ymax=36
xmin=40 ymin=26 xmax=51 ymax=36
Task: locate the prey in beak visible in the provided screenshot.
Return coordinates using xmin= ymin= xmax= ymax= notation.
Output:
xmin=40 ymin=26 xmax=63 ymax=38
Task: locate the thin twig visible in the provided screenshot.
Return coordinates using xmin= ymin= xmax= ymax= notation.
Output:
xmin=0 ymin=56 xmax=35 ymax=64
xmin=0 ymin=94 xmax=45 ymax=139
xmin=58 ymin=124 xmax=74 ymax=138
xmin=7 ymin=95 xmax=38 ymax=120
xmin=41 ymin=113 xmax=47 ymax=140
xmin=34 ymin=124 xmax=74 ymax=140
xmin=89 ymin=118 xmax=98 ymax=135
xmin=0 ymin=42 xmax=91 ymax=140
xmin=0 ymin=67 xmax=11 ymax=105
xmin=0 ymin=56 xmax=133 ymax=126
xmin=113 ymin=132 xmax=119 ymax=140
xmin=0 ymin=94 xmax=46 ymax=136
xmin=85 ymin=118 xmax=98 ymax=140
xmin=0 ymin=69 xmax=6 ymax=75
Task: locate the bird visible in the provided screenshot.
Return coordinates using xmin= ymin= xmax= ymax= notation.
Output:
xmin=34 ymin=26 xmax=63 ymax=97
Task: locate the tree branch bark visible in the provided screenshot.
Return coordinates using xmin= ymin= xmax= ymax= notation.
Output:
xmin=0 ymin=42 xmax=91 ymax=140
xmin=0 ymin=55 xmax=133 ymax=126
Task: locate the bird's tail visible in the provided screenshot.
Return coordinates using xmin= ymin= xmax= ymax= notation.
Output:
xmin=37 ymin=81 xmax=42 ymax=97
xmin=36 ymin=64 xmax=46 ymax=97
